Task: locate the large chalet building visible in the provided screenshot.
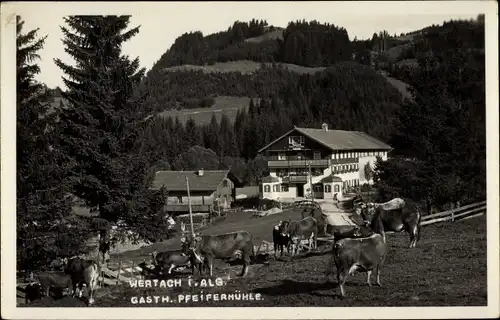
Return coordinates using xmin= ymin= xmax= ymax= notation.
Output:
xmin=257 ymin=124 xmax=392 ymax=201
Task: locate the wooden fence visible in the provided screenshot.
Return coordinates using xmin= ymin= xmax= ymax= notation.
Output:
xmin=420 ymin=200 xmax=486 ymax=226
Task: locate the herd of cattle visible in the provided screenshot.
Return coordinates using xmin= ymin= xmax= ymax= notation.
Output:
xmin=22 ymin=196 xmax=423 ymax=305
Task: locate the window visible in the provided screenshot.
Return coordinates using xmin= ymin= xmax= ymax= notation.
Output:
xmin=278 ymin=153 xmax=286 ymax=160
xmin=314 ymin=185 xmax=323 ymax=192
xmin=334 ymin=185 xmax=340 ymax=192
xmin=313 ymin=151 xmax=321 ymax=160
xmin=288 ymin=136 xmax=305 ymax=148
xmin=264 ymin=185 xmax=270 ymax=192
xmin=281 ymin=184 xmax=289 ymax=192
xmin=325 ymin=185 xmax=332 ymax=193
xmin=222 ymin=179 xmax=228 ymax=187
xmin=273 ymin=184 xmax=279 ymax=192
xmin=177 ymin=196 xmax=183 ymax=203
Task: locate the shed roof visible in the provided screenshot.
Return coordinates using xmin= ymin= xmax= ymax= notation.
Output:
xmin=151 ymin=170 xmax=229 ymax=192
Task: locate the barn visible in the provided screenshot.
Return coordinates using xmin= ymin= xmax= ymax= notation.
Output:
xmin=150 ymin=169 xmax=239 ymax=215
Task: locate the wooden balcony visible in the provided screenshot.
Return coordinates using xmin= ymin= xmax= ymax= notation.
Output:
xmin=330 ymin=158 xmax=359 ymax=164
xmin=281 ymin=175 xmax=309 ymax=183
xmin=268 ymin=159 xmax=330 ymax=168
xmin=165 ymin=204 xmax=212 ymax=212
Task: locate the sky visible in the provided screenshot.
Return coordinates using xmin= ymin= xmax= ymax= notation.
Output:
xmin=5 ymin=1 xmax=483 ymax=89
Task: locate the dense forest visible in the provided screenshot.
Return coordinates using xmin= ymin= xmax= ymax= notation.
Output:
xmin=18 ymin=15 xmax=486 ymax=268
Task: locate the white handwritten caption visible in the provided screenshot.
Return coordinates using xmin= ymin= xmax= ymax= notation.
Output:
xmin=129 ymin=277 xmax=224 ymax=288
xmin=131 ymin=292 xmax=263 ymax=304
xmin=128 ymin=277 xmax=262 ymax=304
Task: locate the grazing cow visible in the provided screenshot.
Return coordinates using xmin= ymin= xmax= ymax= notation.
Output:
xmin=279 ymin=217 xmax=318 ymax=255
xmin=326 ymin=233 xmax=388 ymax=297
xmin=360 ymin=198 xmax=422 ymax=248
xmin=62 ymin=257 xmax=100 ymax=306
xmin=150 ymin=250 xmax=201 ymax=275
xmin=273 ymin=221 xmax=291 ymax=258
xmin=182 ymin=230 xmax=254 ymax=277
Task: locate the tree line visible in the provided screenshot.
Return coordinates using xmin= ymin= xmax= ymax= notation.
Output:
xmin=151 ymin=19 xmax=353 ymax=71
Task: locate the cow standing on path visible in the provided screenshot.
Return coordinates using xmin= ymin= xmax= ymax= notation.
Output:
xmin=279 ymin=216 xmax=318 ymax=256
xmin=182 ymin=231 xmax=255 ymax=277
xmin=325 ymin=233 xmax=388 ymax=297
xmin=62 ymin=257 xmax=100 ymax=306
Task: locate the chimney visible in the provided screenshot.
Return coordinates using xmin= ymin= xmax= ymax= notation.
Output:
xmin=197 ymin=169 xmax=204 ymax=176
xmin=322 ymin=123 xmax=329 ymax=132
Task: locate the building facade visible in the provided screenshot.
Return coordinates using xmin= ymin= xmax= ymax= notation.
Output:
xmin=257 ymin=124 xmax=392 ymax=201
xmin=151 ymin=169 xmax=236 ymax=214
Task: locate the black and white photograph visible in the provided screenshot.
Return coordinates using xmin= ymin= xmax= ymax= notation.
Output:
xmin=1 ymin=1 xmax=499 ymax=319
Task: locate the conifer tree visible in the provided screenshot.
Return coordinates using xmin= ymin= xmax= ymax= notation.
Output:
xmin=54 ymin=16 xmax=164 ymax=250
xmin=17 ymin=16 xmax=79 ymax=269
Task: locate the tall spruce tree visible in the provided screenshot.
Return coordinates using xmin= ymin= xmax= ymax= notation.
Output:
xmin=17 ymin=16 xmax=82 ymax=270
xmin=54 ymin=16 xmax=163 ymax=252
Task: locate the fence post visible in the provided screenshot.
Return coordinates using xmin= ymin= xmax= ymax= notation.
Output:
xmin=116 ymin=260 xmax=122 ymax=285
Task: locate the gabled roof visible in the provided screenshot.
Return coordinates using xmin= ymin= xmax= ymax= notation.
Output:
xmin=151 ymin=170 xmax=229 ymax=192
xmin=261 ymin=175 xmax=280 ymax=183
xmin=320 ymin=175 xmax=343 ymax=183
xmin=257 ymin=126 xmax=392 ymax=153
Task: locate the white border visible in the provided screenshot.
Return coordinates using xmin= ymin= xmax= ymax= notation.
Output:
xmin=1 ymin=1 xmax=499 ymax=319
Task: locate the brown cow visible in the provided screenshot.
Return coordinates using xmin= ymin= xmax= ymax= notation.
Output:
xmin=360 ymin=198 xmax=422 ymax=248
xmin=182 ymin=231 xmax=254 ymax=277
xmin=62 ymin=257 xmax=100 ymax=306
xmin=279 ymin=216 xmax=318 ymax=255
xmin=326 ymin=233 xmax=389 ymax=297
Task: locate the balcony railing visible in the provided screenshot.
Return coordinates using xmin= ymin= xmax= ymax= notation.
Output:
xmin=281 ymin=175 xmax=309 ymax=183
xmin=268 ymin=159 xmax=330 ymax=168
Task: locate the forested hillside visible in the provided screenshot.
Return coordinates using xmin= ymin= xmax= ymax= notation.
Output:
xmin=43 ymin=16 xmax=486 ymax=201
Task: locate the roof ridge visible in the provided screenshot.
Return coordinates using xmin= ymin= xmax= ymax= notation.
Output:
xmin=155 ymin=169 xmax=229 ymax=173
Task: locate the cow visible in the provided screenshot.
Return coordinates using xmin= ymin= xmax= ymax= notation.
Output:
xmin=279 ymin=216 xmax=318 ymax=256
xmin=273 ymin=221 xmax=291 ymax=258
xmin=24 ymin=282 xmax=43 ymax=304
xmin=332 ymin=225 xmax=374 ymax=241
xmin=360 ymin=198 xmax=422 ymax=248
xmin=62 ymin=257 xmax=100 ymax=306
xmin=325 ymin=233 xmax=389 ymax=297
xmin=301 ymin=208 xmax=331 ymax=236
xmin=182 ymin=230 xmax=255 ymax=277
xmin=31 ymin=271 xmax=74 ymax=299
xmin=150 ymin=250 xmax=204 ymax=276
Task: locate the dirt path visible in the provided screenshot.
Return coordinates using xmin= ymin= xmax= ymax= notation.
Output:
xmin=318 ymin=201 xmax=358 ymax=226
